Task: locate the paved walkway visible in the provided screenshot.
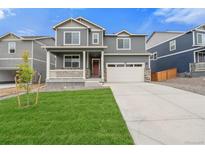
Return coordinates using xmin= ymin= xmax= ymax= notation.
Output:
xmin=106 ymin=82 xmax=205 ymax=145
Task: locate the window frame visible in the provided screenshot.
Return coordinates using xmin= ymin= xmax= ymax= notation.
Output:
xmin=116 ymin=38 xmax=131 ymax=50
xmin=63 ymin=54 xmax=81 ymax=69
xmin=197 ymin=33 xmax=204 ymax=45
xmin=151 ymin=52 xmax=157 ymax=61
xmin=64 ymin=31 xmax=80 ymax=45
xmin=169 ymin=40 xmax=176 ymax=51
xmin=8 ymin=42 xmax=16 ymax=54
xmin=92 ymin=33 xmax=99 ymax=44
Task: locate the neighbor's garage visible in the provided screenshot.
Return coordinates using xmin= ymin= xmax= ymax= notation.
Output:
xmin=106 ymin=63 xmax=145 ymax=82
xmin=0 ymin=70 xmax=16 ymax=83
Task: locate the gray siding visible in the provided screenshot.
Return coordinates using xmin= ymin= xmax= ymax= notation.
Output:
xmin=0 ymin=40 xmax=32 ymax=58
xmin=104 ymin=36 xmax=146 ymax=53
xmin=56 ymin=29 xmax=88 ymax=46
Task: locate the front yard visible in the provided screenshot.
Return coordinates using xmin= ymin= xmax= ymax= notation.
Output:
xmin=0 ymin=88 xmax=133 ymax=144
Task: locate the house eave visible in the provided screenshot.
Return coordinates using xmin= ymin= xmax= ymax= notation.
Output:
xmin=104 ymin=52 xmax=152 ymax=56
xmin=42 ymin=46 xmax=108 ymax=50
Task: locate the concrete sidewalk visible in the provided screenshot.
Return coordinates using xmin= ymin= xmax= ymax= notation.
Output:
xmin=107 ymin=82 xmax=205 ymax=145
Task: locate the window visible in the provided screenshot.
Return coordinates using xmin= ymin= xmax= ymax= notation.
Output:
xmin=151 ymin=52 xmax=157 ymax=60
xmin=8 ymin=42 xmax=16 ymax=54
xmin=117 ymin=38 xmax=131 ymax=50
xmin=64 ymin=31 xmax=80 ymax=45
xmin=169 ymin=40 xmax=176 ymax=51
xmin=64 ymin=54 xmax=80 ymax=68
xmin=197 ymin=33 xmax=205 ymax=45
xmin=92 ymin=33 xmax=99 ymax=44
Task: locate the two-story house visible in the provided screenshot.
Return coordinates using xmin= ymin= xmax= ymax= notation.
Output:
xmin=43 ymin=17 xmax=151 ymax=87
xmin=0 ymin=33 xmax=55 ymax=83
xmin=147 ymin=24 xmax=205 ymax=76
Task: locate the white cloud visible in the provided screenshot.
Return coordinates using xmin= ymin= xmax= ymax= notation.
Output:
xmin=154 ymin=8 xmax=205 ymax=25
xmin=17 ymin=28 xmax=37 ymax=36
xmin=0 ymin=8 xmax=16 ymax=20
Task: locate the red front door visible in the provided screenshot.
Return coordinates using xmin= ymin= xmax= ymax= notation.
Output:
xmin=92 ymin=60 xmax=100 ymax=77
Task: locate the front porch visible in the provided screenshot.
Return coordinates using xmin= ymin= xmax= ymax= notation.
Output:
xmin=46 ymin=50 xmax=105 ymax=83
xmin=190 ymin=50 xmax=205 ymax=72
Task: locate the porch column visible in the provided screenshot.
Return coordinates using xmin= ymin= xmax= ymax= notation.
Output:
xmin=46 ymin=51 xmax=50 ymax=80
xmin=83 ymin=51 xmax=86 ymax=79
xmin=101 ymin=51 xmax=104 ymax=82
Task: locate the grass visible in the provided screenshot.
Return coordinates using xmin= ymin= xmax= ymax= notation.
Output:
xmin=0 ymin=88 xmax=133 ymax=145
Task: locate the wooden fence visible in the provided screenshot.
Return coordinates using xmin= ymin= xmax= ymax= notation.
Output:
xmin=151 ymin=68 xmax=177 ymax=81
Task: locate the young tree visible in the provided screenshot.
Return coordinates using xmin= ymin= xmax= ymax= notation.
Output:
xmin=16 ymin=51 xmax=34 ymax=106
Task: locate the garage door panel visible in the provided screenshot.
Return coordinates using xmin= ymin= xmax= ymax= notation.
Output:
xmin=106 ymin=63 xmax=144 ymax=82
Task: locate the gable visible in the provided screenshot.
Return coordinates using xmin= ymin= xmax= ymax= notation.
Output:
xmin=0 ymin=33 xmax=21 ymax=41
xmin=53 ymin=18 xmax=89 ymax=29
xmin=76 ymin=17 xmax=104 ymax=30
xmin=116 ymin=30 xmax=132 ymax=36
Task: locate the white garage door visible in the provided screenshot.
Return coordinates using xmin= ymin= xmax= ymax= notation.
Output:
xmin=106 ymin=63 xmax=144 ymax=82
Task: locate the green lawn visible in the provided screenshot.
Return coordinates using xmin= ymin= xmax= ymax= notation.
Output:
xmin=0 ymin=88 xmax=133 ymax=145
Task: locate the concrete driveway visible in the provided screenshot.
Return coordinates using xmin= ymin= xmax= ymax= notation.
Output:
xmin=107 ymin=82 xmax=205 ymax=145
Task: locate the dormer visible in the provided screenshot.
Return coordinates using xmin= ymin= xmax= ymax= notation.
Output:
xmin=53 ymin=18 xmax=90 ymax=46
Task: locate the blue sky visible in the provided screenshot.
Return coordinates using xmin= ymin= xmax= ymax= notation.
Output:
xmin=0 ymin=8 xmax=205 ymax=37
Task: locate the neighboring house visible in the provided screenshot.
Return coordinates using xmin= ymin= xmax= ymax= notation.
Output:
xmin=146 ymin=31 xmax=184 ymax=49
xmin=43 ymin=17 xmax=151 ymax=87
xmin=147 ymin=24 xmax=205 ymax=76
xmin=0 ymin=33 xmax=55 ymax=83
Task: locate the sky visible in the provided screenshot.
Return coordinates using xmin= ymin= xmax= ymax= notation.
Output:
xmin=0 ymin=8 xmax=205 ymax=37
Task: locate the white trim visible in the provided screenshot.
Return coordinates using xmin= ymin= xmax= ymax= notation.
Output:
xmin=76 ymin=17 xmax=105 ymax=30
xmin=83 ymin=51 xmax=86 ymax=79
xmin=104 ymin=53 xmax=151 ymax=56
xmin=148 ymin=55 xmax=151 ymax=69
xmin=8 ymin=42 xmax=16 ymax=54
xmin=86 ymin=52 xmax=89 ymax=69
xmin=156 ymin=47 xmax=204 ymax=60
xmin=195 ymin=29 xmax=205 ymax=32
xmin=31 ymin=41 xmax=34 ymax=68
xmin=50 ymin=69 xmax=83 ymax=72
xmin=55 ymin=30 xmax=57 ymax=46
xmin=46 ymin=51 xmax=50 ymax=80
xmin=42 ymin=46 xmax=107 ymax=49
xmin=53 ymin=18 xmax=90 ymax=29
xmin=64 ymin=31 xmax=80 ymax=45
xmin=0 ymin=32 xmax=23 ymax=40
xmin=194 ymin=50 xmax=205 ymax=63
xmin=92 ymin=58 xmax=101 ymax=77
xmin=63 ymin=54 xmax=81 ymax=69
xmin=57 ymin=27 xmax=87 ymax=29
xmin=87 ymin=29 xmax=89 ymax=46
xmin=102 ymin=31 xmax=104 ymax=46
xmin=192 ymin=31 xmax=195 ymax=46
xmin=196 ymin=32 xmax=205 ymax=45
xmin=116 ymin=38 xmax=131 ymax=50
xmin=101 ymin=51 xmax=104 ymax=81
xmin=106 ymin=62 xmax=145 ymax=67
xmin=92 ymin=33 xmax=99 ymax=45
xmin=169 ymin=40 xmax=176 ymax=51
xmin=116 ymin=30 xmax=132 ymax=36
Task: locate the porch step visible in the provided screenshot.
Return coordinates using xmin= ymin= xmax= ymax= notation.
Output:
xmin=85 ymin=80 xmax=103 ymax=87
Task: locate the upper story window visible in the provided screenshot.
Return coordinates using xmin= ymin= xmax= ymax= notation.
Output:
xmin=8 ymin=42 xmax=16 ymax=54
xmin=64 ymin=31 xmax=80 ymax=45
xmin=169 ymin=40 xmax=176 ymax=51
xmin=117 ymin=38 xmax=131 ymax=50
xmin=92 ymin=33 xmax=99 ymax=44
xmin=197 ymin=33 xmax=205 ymax=45
xmin=64 ymin=54 xmax=80 ymax=68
